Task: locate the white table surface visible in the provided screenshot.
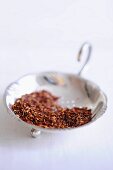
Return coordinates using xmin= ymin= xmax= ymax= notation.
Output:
xmin=0 ymin=0 xmax=113 ymax=169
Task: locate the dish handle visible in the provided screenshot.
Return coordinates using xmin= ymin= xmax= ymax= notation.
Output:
xmin=77 ymin=42 xmax=92 ymax=76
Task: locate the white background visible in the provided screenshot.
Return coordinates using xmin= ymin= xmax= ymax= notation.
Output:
xmin=0 ymin=0 xmax=113 ymax=170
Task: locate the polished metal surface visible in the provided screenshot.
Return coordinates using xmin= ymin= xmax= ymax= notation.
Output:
xmin=4 ymin=42 xmax=107 ymax=136
xmin=4 ymin=72 xmax=107 ymax=133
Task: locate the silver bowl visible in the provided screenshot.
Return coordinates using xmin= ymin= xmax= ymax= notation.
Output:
xmin=4 ymin=43 xmax=107 ymax=137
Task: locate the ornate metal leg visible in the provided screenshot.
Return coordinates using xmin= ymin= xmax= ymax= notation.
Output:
xmin=31 ymin=129 xmax=41 ymax=138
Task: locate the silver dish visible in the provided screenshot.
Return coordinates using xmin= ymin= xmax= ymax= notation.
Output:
xmin=4 ymin=43 xmax=107 ymax=137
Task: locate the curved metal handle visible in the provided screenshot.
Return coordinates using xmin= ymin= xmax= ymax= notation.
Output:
xmin=77 ymin=42 xmax=92 ymax=75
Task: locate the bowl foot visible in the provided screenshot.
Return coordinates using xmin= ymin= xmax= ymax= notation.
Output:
xmin=31 ymin=129 xmax=41 ymax=138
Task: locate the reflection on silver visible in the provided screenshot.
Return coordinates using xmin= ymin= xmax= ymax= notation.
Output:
xmin=43 ymin=72 xmax=66 ymax=86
